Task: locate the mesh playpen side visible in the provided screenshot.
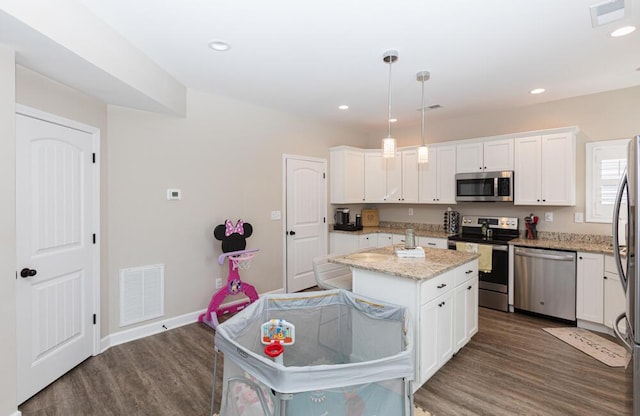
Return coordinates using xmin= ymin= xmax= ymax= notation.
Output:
xmin=212 ymin=289 xmax=414 ymax=416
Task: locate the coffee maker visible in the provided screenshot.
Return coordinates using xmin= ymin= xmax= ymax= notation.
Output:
xmin=333 ymin=208 xmax=362 ymax=231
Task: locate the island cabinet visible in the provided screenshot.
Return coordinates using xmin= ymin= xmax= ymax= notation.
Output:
xmin=343 ymin=251 xmax=479 ymax=390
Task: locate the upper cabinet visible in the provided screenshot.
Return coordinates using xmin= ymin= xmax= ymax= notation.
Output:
xmin=331 ymin=147 xmax=419 ymax=204
xmin=365 ymin=149 xmax=419 ymax=203
xmin=456 ymin=138 xmax=514 ymax=173
xmin=514 ymin=130 xmax=576 ymax=206
xmin=330 ymin=147 xmax=365 ymax=204
xmin=419 ymin=144 xmax=457 ymax=204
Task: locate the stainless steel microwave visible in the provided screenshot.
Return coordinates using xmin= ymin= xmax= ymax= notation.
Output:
xmin=455 ymin=171 xmax=513 ymax=202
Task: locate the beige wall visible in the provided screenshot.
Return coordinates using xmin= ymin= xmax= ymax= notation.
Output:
xmin=106 ymin=89 xmax=366 ymax=333
xmin=15 ymin=67 xmax=111 ymax=335
xmin=364 ymin=86 xmax=640 ymax=236
xmin=0 ymin=44 xmax=17 ymax=416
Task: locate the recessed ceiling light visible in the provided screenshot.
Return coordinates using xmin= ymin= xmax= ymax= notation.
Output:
xmin=338 ymin=105 xmax=349 ymax=110
xmin=611 ymin=25 xmax=637 ymax=37
xmin=530 ymin=88 xmax=546 ymax=95
xmin=389 ymin=118 xmax=397 ymax=123
xmin=208 ymin=40 xmax=231 ymax=51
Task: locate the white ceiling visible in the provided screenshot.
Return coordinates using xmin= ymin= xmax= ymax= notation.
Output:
xmin=9 ymin=1 xmax=640 ymax=133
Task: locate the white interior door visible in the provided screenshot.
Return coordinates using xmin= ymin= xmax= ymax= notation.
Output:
xmin=285 ymin=156 xmax=327 ymax=292
xmin=16 ymin=110 xmax=98 ymax=403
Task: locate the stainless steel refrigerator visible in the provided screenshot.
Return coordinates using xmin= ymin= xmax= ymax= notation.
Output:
xmin=613 ymin=135 xmax=640 ymax=416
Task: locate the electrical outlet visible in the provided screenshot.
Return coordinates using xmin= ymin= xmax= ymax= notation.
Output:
xmin=408 ymin=208 xmax=414 ymax=216
xmin=545 ymin=212 xmax=553 ymax=222
xmin=215 ymin=278 xmax=223 ymax=289
xmin=574 ymin=212 xmax=584 ymax=223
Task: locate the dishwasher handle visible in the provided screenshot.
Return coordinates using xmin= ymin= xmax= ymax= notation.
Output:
xmin=514 ymin=248 xmax=575 ymax=261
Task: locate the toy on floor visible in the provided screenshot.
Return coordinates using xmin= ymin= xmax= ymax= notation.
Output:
xmin=199 ymin=219 xmax=259 ymax=329
xmin=261 ymin=319 xmax=295 ymax=365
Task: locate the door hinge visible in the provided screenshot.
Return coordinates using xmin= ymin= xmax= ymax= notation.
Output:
xmin=93 ymin=233 xmax=96 ymax=244
xmin=93 ymin=314 xmax=97 ymax=325
xmin=323 ymin=172 xmax=326 ymax=179
xmin=92 ymin=153 xmax=96 ymax=164
xmin=324 ymin=217 xmax=326 ymax=223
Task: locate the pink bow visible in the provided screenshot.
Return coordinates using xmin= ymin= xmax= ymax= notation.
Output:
xmin=225 ymin=219 xmax=245 ymax=237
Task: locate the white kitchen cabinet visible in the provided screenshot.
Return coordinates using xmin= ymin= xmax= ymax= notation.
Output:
xmin=351 ymin=259 xmax=478 ymax=390
xmin=377 ymin=233 xmax=394 ymax=247
xmin=330 ymin=147 xmax=365 ymax=203
xmin=418 ymin=236 xmax=448 ymax=249
xmin=419 ymin=275 xmax=455 ymax=382
xmin=576 ymin=252 xmax=604 ymax=324
xmin=358 ymin=233 xmax=378 ymax=249
xmin=419 ymin=144 xmax=457 ymax=204
xmin=365 ymin=149 xmax=419 ymax=203
xmin=329 ymin=232 xmax=359 ymax=255
xmin=456 ymin=138 xmax=514 ymax=173
xmin=454 ymin=275 xmax=479 ymax=352
xmin=604 ymin=255 xmax=626 ymax=333
xmin=364 ymin=151 xmax=388 ymax=202
xmin=400 ymin=149 xmax=420 ymax=202
xmin=514 ymin=131 xmax=576 ymax=206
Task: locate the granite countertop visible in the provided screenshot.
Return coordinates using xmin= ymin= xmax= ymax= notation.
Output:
xmin=331 ymin=226 xmax=449 ymax=239
xmin=330 ymin=245 xmax=478 ymax=281
xmin=509 ymin=238 xmax=620 ymax=256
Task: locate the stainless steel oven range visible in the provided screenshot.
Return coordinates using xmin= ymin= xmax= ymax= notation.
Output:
xmin=447 ymin=215 xmax=519 ymax=312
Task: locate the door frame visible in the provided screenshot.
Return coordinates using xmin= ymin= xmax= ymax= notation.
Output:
xmin=281 ymin=154 xmax=328 ymax=293
xmin=16 ymin=103 xmax=101 ymax=356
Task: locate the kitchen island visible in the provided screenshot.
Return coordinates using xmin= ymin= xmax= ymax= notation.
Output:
xmin=331 ymin=246 xmax=479 ymax=391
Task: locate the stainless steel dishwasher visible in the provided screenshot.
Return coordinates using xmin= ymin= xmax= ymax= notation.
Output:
xmin=514 ymin=246 xmax=577 ymax=321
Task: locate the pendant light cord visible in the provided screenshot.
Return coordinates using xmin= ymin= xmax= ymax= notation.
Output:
xmin=387 ymin=58 xmax=393 ymax=138
xmin=421 ymin=77 xmax=425 ymax=146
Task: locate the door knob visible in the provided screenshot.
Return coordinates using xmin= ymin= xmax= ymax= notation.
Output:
xmin=288 ymin=231 xmax=296 ymax=235
xmin=20 ymin=268 xmax=37 ymax=278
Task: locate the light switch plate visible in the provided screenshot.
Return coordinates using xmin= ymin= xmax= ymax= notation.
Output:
xmin=270 ymin=210 xmax=281 ymax=220
xmin=574 ymin=212 xmax=584 ymax=223
xmin=544 ymin=212 xmax=553 ymax=221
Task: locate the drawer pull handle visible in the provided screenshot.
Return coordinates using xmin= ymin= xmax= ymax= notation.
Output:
xmin=465 ymin=270 xmax=473 ymax=274
xmin=437 ymin=283 xmax=447 ymax=289
xmin=438 ymin=301 xmax=446 ymax=307
xmin=427 ymin=243 xmax=436 ymax=246
xmin=467 ymin=285 xmax=472 ymax=290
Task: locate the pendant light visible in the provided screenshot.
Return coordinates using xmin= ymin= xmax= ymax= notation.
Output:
xmin=381 ymin=50 xmax=398 ymax=158
xmin=417 ymin=70 xmax=430 ymax=164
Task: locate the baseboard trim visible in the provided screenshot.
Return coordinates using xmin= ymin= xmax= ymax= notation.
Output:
xmin=100 ymin=288 xmax=286 ymax=353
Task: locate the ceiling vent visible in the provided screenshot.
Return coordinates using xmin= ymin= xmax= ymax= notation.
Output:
xmin=590 ymin=0 xmax=628 ymax=27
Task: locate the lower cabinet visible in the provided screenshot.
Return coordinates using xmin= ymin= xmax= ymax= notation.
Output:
xmin=351 ymin=259 xmax=478 ymax=391
xmin=330 ymin=231 xmax=448 ymax=253
xmin=576 ymin=253 xmax=627 ymax=334
xmin=454 ymin=275 xmax=479 ymax=352
xmin=604 ymin=255 xmax=626 ymax=333
xmin=329 ymin=233 xmax=359 ymax=255
xmin=576 ymin=252 xmax=604 ymax=323
xmin=420 ymin=289 xmax=454 ymax=382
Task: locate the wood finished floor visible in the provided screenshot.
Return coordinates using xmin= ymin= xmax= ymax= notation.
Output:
xmin=19 ymin=307 xmax=632 ymax=416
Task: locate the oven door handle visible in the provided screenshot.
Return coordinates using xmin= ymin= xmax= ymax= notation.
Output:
xmin=447 ymin=242 xmax=509 ymax=252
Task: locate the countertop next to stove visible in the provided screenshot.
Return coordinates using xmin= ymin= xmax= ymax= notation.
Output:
xmin=509 ymin=238 xmax=619 ymax=256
